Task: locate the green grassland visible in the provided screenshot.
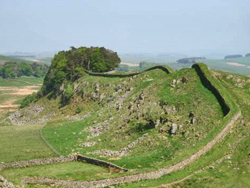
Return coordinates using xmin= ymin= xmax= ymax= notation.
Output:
xmin=0 ymin=124 xmax=56 ymax=163
xmin=1 ymin=161 xmax=128 ymax=186
xmin=118 ymin=70 xmax=250 ymax=188
xmin=41 ymin=68 xmax=224 ymax=172
xmin=0 ymin=65 xmax=249 ymax=187
xmin=0 ymin=77 xmax=43 ymax=87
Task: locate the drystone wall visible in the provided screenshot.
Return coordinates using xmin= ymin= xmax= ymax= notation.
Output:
xmin=22 ymin=63 xmax=241 ymax=188
xmin=0 ymin=176 xmax=15 ymax=188
xmin=0 ymin=155 xmax=127 ymax=173
xmin=0 ymin=156 xmax=75 ymax=172
xmin=192 ymin=64 xmax=230 ymax=116
xmin=22 ymin=111 xmax=241 ymax=188
xmin=85 ymin=65 xmax=173 ymax=78
xmin=76 ymin=155 xmax=128 ymax=172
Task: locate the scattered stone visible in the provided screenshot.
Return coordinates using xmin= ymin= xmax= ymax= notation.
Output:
xmin=189 ymin=112 xmax=195 ymax=118
xmin=80 ymin=142 xmax=97 ymax=147
xmin=89 ymin=134 xmax=148 ymax=157
xmin=226 ymin=75 xmax=233 ymax=79
xmin=209 ymin=165 xmax=215 ymax=169
xmin=170 ymin=123 xmax=178 ymax=134
xmin=0 ymin=175 xmax=15 ymax=188
xmin=191 ymin=117 xmax=197 ymax=125
xmin=182 ymin=77 xmax=188 ymax=83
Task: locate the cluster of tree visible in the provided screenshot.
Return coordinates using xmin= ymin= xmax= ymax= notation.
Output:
xmin=0 ymin=62 xmax=49 ymax=78
xmin=177 ymin=57 xmax=206 ymax=64
xmin=245 ymin=53 xmax=250 ymax=57
xmin=41 ymin=46 xmax=121 ymax=95
xmin=224 ymin=55 xmax=243 ymax=59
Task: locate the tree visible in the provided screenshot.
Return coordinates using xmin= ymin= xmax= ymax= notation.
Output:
xmin=42 ymin=46 xmax=121 ymax=95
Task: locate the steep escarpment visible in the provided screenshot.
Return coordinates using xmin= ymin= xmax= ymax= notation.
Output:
xmin=3 ymin=63 xmax=244 ymax=188
xmin=41 ymin=46 xmax=121 ymax=96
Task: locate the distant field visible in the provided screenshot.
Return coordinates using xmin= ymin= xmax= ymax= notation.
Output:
xmin=0 ymin=55 xmax=36 ymax=65
xmin=169 ymin=57 xmax=250 ymax=76
xmin=202 ymin=57 xmax=250 ymax=76
xmin=0 ymin=54 xmax=49 ymax=65
xmin=0 ymin=77 xmax=43 ymax=116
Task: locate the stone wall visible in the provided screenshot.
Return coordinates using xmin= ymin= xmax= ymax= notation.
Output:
xmin=85 ymin=65 xmax=173 ymax=78
xmin=0 ymin=176 xmax=15 ymax=188
xmin=0 ymin=156 xmax=75 ymax=172
xmin=192 ymin=64 xmax=230 ymax=116
xmin=21 ymin=64 xmax=242 ymax=188
xmin=76 ymin=155 xmax=128 ymax=172
xmin=22 ymin=112 xmax=241 ymax=188
xmin=0 ymin=155 xmax=127 ymax=173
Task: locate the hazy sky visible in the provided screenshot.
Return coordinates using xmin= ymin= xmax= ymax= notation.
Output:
xmin=0 ymin=0 xmax=249 ymax=55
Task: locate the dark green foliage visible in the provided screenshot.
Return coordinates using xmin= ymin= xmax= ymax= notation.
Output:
xmin=246 ymin=53 xmax=250 ymax=57
xmin=0 ymin=62 xmax=49 ymax=78
xmin=20 ymin=93 xmax=37 ymax=108
xmin=42 ymin=46 xmax=121 ymax=95
xmin=62 ymin=83 xmax=74 ymax=103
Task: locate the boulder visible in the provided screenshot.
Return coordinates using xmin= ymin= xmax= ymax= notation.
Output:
xmin=170 ymin=123 xmax=178 ymax=134
xmin=191 ymin=117 xmax=197 ymax=124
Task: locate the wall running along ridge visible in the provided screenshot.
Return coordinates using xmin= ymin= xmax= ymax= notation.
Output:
xmin=21 ymin=64 xmax=241 ymax=188
xmin=85 ymin=65 xmax=173 ymax=77
xmin=192 ymin=64 xmax=230 ymax=116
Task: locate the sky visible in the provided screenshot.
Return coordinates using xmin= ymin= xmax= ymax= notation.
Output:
xmin=0 ymin=0 xmax=249 ymax=56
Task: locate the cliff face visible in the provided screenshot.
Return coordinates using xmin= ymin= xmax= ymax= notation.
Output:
xmin=41 ymin=47 xmax=121 ymax=95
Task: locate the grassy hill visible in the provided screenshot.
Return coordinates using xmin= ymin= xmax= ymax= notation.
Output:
xmin=0 ymin=55 xmax=39 ymax=65
xmin=0 ymin=63 xmax=249 ymax=187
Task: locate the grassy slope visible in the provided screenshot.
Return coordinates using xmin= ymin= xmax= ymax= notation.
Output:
xmin=119 ymin=70 xmax=250 ymax=188
xmin=42 ymin=68 xmax=224 ymax=172
xmin=1 ymin=161 xmax=127 ymax=186
xmin=0 ymin=124 xmax=56 ymax=163
xmin=1 ymin=66 xmax=248 ymax=187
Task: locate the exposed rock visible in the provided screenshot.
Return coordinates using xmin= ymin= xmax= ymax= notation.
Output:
xmin=170 ymin=79 xmax=177 ymax=88
xmin=191 ymin=117 xmax=197 ymax=124
xmin=182 ymin=77 xmax=188 ymax=83
xmin=84 ymin=120 xmax=110 ymax=139
xmin=91 ymin=92 xmax=98 ymax=101
xmin=99 ymin=93 xmax=106 ymax=101
xmin=170 ymin=123 xmax=178 ymax=134
xmin=226 ymin=75 xmax=233 ymax=80
xmin=139 ymin=92 xmax=145 ymax=100
xmin=189 ymin=112 xmax=195 ymax=118
xmin=0 ymin=176 xmax=15 ymax=188
xmin=80 ymin=142 xmax=97 ymax=147
xmin=7 ymin=106 xmax=45 ymax=126
xmin=89 ymin=134 xmax=148 ymax=157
